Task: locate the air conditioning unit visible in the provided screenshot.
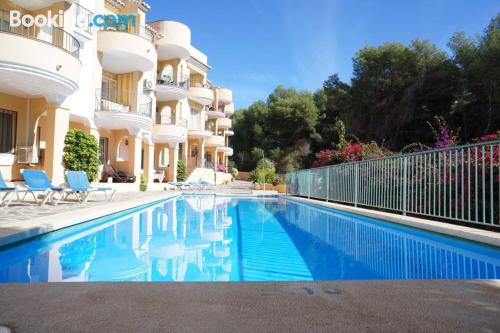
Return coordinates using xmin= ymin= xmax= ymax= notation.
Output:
xmin=17 ymin=146 xmax=39 ymax=165
xmin=143 ymin=79 xmax=154 ymax=91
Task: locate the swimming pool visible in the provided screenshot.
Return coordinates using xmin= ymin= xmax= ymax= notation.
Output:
xmin=0 ymin=195 xmax=499 ymax=282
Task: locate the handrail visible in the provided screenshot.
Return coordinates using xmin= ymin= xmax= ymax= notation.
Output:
xmin=0 ymin=8 xmax=80 ymax=58
xmin=157 ymin=70 xmax=189 ymax=90
xmin=95 ymin=88 xmax=152 ymax=118
xmin=286 ymin=139 xmax=500 ymax=228
xmin=100 ymin=24 xmax=155 ymax=43
xmin=155 ymin=114 xmax=188 ymax=127
xmin=190 ymin=79 xmax=212 ymax=89
xmin=70 ymin=2 xmax=94 ymax=34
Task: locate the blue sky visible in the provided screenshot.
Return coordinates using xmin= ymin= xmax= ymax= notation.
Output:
xmin=147 ymin=0 xmax=499 ymax=109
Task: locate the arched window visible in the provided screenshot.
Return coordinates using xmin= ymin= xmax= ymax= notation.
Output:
xmin=161 ymin=65 xmax=174 ymax=84
xmin=160 ymin=106 xmax=172 ymax=124
xmin=117 ymin=136 xmax=129 ymax=161
xmin=159 ymin=147 xmax=169 ymax=167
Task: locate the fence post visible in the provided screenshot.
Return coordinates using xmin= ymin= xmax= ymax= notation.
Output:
xmin=308 ymin=169 xmax=311 ymax=199
xmin=403 ymin=156 xmax=408 ymax=215
xmin=354 ymin=164 xmax=359 ymax=207
xmin=326 ymin=167 xmax=330 ymax=202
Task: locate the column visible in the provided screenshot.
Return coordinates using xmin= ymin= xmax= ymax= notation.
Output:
xmin=89 ymin=127 xmax=99 ymax=141
xmin=183 ymin=141 xmax=188 ymax=164
xmin=128 ymin=135 xmax=142 ymax=183
xmin=44 ymin=104 xmax=69 ymax=184
xmin=214 ymin=148 xmax=219 ymax=167
xmin=199 ymin=139 xmax=205 ymax=167
xmin=168 ymin=142 xmax=179 ymax=182
xmin=143 ymin=143 xmax=155 ymax=183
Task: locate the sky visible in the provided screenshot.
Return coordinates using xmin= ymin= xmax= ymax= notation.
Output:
xmin=146 ymin=0 xmax=500 ymax=109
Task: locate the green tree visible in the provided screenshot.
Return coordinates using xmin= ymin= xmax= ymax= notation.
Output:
xmin=449 ymin=14 xmax=500 ymax=137
xmin=63 ymin=129 xmax=99 ymax=181
xmin=177 ymin=160 xmax=187 ymax=181
xmin=348 ymin=40 xmax=459 ymax=149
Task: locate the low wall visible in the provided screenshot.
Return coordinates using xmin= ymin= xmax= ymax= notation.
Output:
xmin=237 ymin=171 xmax=251 ymax=181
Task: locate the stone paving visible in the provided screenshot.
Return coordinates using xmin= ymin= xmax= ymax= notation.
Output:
xmin=0 ymin=191 xmax=168 ymax=224
xmin=0 ymin=181 xmax=258 ymax=224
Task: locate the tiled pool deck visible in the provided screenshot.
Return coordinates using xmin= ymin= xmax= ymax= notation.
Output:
xmin=0 ymin=280 xmax=499 ymax=332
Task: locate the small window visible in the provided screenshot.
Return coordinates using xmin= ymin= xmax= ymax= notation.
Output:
xmin=159 ymin=148 xmax=169 ymax=167
xmin=99 ymin=137 xmax=108 ymax=164
xmin=191 ymin=145 xmax=198 ymax=158
xmin=0 ymin=109 xmax=17 ymax=154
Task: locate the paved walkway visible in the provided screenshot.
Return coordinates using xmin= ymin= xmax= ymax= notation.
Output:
xmin=0 ymin=182 xmax=257 ymax=225
xmin=0 ymin=280 xmax=499 ymax=332
xmin=0 ymin=191 xmax=168 ymax=224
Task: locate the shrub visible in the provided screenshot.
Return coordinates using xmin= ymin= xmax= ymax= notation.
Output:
xmin=230 ymin=167 xmax=239 ymax=178
xmin=257 ymin=158 xmax=275 ymax=169
xmin=251 ymin=158 xmax=276 ymax=184
xmin=63 ymin=129 xmax=99 ymax=181
xmin=312 ymin=150 xmax=337 ymax=168
xmin=312 ymin=142 xmax=392 ymax=167
xmin=177 ymin=160 xmax=187 ymax=181
xmin=139 ymin=174 xmax=147 ymax=192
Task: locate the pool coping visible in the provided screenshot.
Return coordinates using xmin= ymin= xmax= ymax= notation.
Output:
xmin=282 ymin=195 xmax=500 ymax=247
xmin=0 ymin=192 xmax=181 ymax=248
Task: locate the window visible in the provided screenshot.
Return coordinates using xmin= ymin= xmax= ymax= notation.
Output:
xmin=0 ymin=109 xmax=17 ymax=154
xmin=99 ymin=137 xmax=108 ymax=164
xmin=160 ymin=106 xmax=172 ymax=124
xmin=191 ymin=145 xmax=198 ymax=158
xmin=178 ymin=143 xmax=183 ymax=160
xmin=101 ymin=79 xmax=117 ymax=102
xmin=159 ymin=148 xmax=169 ymax=167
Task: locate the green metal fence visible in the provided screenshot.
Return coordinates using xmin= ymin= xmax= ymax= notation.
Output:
xmin=286 ymin=140 xmax=500 ymax=228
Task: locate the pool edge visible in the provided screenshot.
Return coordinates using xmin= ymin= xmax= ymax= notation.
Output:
xmin=0 ymin=192 xmax=181 ymax=248
xmin=281 ymin=195 xmax=500 ymax=248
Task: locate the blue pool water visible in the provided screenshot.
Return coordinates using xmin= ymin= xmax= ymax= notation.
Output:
xmin=0 ymin=195 xmax=499 ymax=282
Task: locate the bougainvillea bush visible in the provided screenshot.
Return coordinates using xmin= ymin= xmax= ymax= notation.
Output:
xmin=312 ymin=141 xmax=389 ymax=168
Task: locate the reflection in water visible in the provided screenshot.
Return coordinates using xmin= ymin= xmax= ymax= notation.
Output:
xmin=0 ymin=195 xmax=499 ymax=282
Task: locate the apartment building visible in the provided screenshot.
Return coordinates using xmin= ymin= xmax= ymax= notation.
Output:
xmin=0 ymin=0 xmax=234 ymax=185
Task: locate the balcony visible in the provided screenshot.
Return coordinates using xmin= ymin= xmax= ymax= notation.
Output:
xmin=224 ymin=103 xmax=235 ymax=116
xmin=206 ymin=107 xmax=225 ymax=119
xmin=218 ymin=147 xmax=234 ymax=156
xmin=217 ymin=118 xmax=232 ymax=129
xmin=218 ymin=88 xmax=233 ymax=105
xmin=187 ymin=116 xmax=212 ymax=139
xmin=156 ymin=71 xmax=189 ymax=101
xmin=97 ymin=25 xmax=156 ymax=74
xmin=149 ymin=20 xmax=191 ymax=61
xmin=152 ymin=118 xmax=188 ymax=144
xmin=189 ymin=80 xmax=214 ymax=105
xmin=69 ymin=2 xmax=93 ymax=40
xmin=205 ymin=135 xmax=225 ymax=147
xmin=0 ymin=10 xmax=81 ymax=100
xmin=94 ymin=88 xmax=153 ymax=131
xmin=224 ymin=130 xmax=234 ymax=136
xmin=8 ymin=1 xmax=59 ymax=9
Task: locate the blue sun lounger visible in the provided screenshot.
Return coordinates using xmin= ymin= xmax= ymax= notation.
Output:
xmin=20 ymin=169 xmax=65 ymax=206
xmin=0 ymin=171 xmax=19 ymax=207
xmin=65 ymin=171 xmax=116 ymax=203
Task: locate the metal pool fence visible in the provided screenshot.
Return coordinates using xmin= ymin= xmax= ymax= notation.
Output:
xmin=285 ymin=140 xmax=500 ymax=229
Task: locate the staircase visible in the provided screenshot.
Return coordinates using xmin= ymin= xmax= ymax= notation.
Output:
xmin=186 ymin=168 xmax=232 ymax=185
